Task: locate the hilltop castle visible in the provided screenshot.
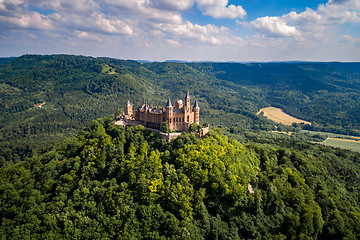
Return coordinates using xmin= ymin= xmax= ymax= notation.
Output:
xmin=124 ymin=92 xmax=200 ymax=131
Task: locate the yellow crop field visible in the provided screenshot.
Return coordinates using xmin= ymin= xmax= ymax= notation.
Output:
xmin=257 ymin=107 xmax=311 ymax=126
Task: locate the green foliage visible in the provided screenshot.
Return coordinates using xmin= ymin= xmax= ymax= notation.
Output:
xmin=188 ymin=123 xmax=201 ymax=132
xmin=161 ymin=121 xmax=170 ymax=133
xmin=1 ymin=55 xmax=360 ymax=238
xmin=2 ymin=55 xmax=360 ymax=167
xmin=1 ymin=118 xmax=359 ymax=239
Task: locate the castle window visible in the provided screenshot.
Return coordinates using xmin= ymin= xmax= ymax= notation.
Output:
xmin=182 ymin=117 xmax=184 ymax=122
xmin=170 ymin=119 xmax=171 ymax=123
xmin=187 ymin=116 xmax=189 ymax=122
xmin=173 ymin=117 xmax=175 ymax=122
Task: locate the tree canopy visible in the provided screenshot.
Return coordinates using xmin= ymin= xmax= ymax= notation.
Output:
xmin=1 ymin=117 xmax=359 ymax=239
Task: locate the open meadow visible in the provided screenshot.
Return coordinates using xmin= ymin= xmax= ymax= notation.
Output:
xmin=321 ymin=138 xmax=360 ymax=152
xmin=257 ymin=107 xmax=311 ymax=126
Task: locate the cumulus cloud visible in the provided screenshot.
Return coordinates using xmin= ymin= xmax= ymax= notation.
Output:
xmin=93 ymin=13 xmax=133 ymax=35
xmin=284 ymin=1 xmax=360 ymax=27
xmin=0 ymin=0 xmax=247 ymax=46
xmin=157 ymin=21 xmax=243 ymax=45
xmin=249 ymin=16 xmax=300 ymax=38
xmin=0 ymin=13 xmax=52 ymax=30
xmin=0 ymin=0 xmax=26 ymax=16
xmin=248 ymin=0 xmax=360 ymax=41
xmin=0 ymin=0 xmax=53 ymax=30
xmin=75 ymin=30 xmax=102 ymax=41
xmin=0 ymin=0 xmax=358 ymax=61
xmin=196 ymin=0 xmax=246 ymax=19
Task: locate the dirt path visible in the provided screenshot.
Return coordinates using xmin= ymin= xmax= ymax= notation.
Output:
xmin=328 ymin=137 xmax=360 ymax=143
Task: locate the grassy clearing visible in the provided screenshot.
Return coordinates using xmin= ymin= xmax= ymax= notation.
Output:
xmin=101 ymin=64 xmax=117 ymax=74
xmin=301 ymin=130 xmax=360 ymax=140
xmin=257 ymin=107 xmax=311 ymax=126
xmin=321 ymin=138 xmax=360 ymax=152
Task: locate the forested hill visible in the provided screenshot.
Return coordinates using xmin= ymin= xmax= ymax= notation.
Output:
xmin=1 ymin=117 xmax=360 ymax=239
xmin=1 ymin=55 xmax=360 ymax=166
xmin=0 ymin=57 xmax=16 ymax=65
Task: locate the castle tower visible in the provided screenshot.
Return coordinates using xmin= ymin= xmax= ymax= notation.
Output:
xmin=185 ymin=91 xmax=191 ymax=112
xmin=165 ymin=98 xmax=173 ymax=129
xmin=125 ymin=100 xmax=132 ymax=116
xmin=193 ymin=100 xmax=200 ymax=124
xmin=144 ymin=101 xmax=148 ymax=123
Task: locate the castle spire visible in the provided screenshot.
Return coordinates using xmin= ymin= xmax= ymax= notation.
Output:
xmin=193 ymin=100 xmax=199 ymax=109
xmin=166 ymin=98 xmax=172 ymax=108
xmin=185 ymin=91 xmax=190 ymax=98
xmin=127 ymin=100 xmax=131 ymax=106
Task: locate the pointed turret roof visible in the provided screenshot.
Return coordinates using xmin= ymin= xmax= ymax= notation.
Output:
xmin=127 ymin=100 xmax=131 ymax=106
xmin=145 ymin=101 xmax=148 ymax=109
xmin=166 ymin=98 xmax=173 ymax=108
xmin=185 ymin=91 xmax=190 ymax=98
xmin=193 ymin=100 xmax=199 ymax=109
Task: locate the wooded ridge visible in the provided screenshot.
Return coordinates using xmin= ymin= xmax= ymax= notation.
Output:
xmin=1 ymin=55 xmax=360 ymax=166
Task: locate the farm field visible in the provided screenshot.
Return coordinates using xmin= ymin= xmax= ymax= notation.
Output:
xmin=321 ymin=138 xmax=360 ymax=152
xmin=300 ymin=130 xmax=360 ymax=152
xmin=257 ymin=107 xmax=311 ymax=126
xmin=300 ymin=130 xmax=360 ymax=140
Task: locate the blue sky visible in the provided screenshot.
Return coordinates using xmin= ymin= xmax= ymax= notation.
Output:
xmin=0 ymin=0 xmax=359 ymax=61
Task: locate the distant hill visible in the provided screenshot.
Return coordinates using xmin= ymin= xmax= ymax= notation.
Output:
xmin=1 ymin=54 xmax=360 ymax=166
xmin=0 ymin=57 xmax=16 ymax=65
xmin=327 ymin=62 xmax=360 ymax=74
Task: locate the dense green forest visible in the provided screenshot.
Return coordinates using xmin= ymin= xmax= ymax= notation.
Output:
xmin=1 ymin=117 xmax=359 ymax=239
xmin=1 ymin=55 xmax=360 ymax=238
xmin=1 ymin=55 xmax=360 ymax=167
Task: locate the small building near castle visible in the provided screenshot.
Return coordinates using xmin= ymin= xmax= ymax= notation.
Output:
xmin=124 ymin=92 xmax=200 ymax=132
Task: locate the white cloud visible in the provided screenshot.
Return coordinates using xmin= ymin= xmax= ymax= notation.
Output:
xmin=75 ymin=30 xmax=102 ymax=41
xmin=0 ymin=0 xmax=247 ymax=46
xmin=249 ymin=16 xmax=300 ymax=38
xmin=196 ymin=0 xmax=246 ymax=19
xmin=165 ymin=38 xmax=180 ymax=46
xmin=342 ymin=34 xmax=360 ymax=44
xmin=0 ymin=9 xmax=53 ymax=30
xmin=0 ymin=0 xmax=26 ymax=16
xmin=157 ymin=21 xmax=243 ymax=45
xmin=150 ymin=0 xmax=194 ymax=11
xmin=93 ymin=13 xmax=133 ymax=35
xmin=103 ymin=0 xmax=183 ymax=24
xmin=247 ymin=0 xmax=360 ymax=42
xmin=29 ymin=0 xmax=100 ymax=14
xmin=0 ymin=0 xmax=359 ymax=61
xmin=284 ymin=1 xmax=360 ymax=27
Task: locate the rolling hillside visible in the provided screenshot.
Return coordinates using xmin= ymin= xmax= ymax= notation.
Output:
xmin=1 ymin=55 xmax=360 ymax=166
